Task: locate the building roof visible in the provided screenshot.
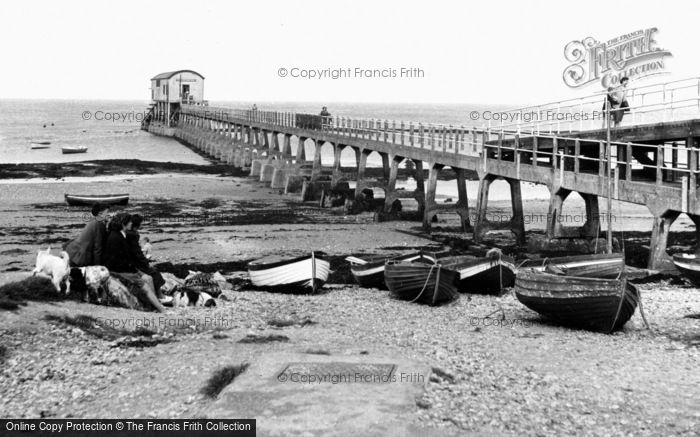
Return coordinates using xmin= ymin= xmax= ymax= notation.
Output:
xmin=151 ymin=70 xmax=205 ymax=80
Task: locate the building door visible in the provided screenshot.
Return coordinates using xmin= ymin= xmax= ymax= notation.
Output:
xmin=182 ymin=84 xmax=190 ymax=101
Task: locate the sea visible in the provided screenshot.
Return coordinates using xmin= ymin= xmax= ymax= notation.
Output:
xmin=0 ymin=99 xmax=550 ymax=201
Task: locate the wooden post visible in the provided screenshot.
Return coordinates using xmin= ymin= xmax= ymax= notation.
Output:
xmin=419 ymin=123 xmax=424 ymax=148
xmin=598 ymin=141 xmax=605 ymax=177
xmin=552 ymin=137 xmax=559 ymax=170
xmin=626 ymin=142 xmax=633 ymax=181
xmin=574 ymin=139 xmax=580 ymax=173
xmin=656 ymin=144 xmax=663 ymax=186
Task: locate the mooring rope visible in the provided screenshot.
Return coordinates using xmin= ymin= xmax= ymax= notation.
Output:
xmin=411 ymin=264 xmax=438 ymax=304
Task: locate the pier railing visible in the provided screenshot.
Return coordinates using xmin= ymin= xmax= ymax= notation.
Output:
xmin=181 ymin=103 xmax=700 ymax=192
xmin=182 ymin=105 xmax=497 ymax=157
xmin=490 ymin=77 xmax=700 ymax=134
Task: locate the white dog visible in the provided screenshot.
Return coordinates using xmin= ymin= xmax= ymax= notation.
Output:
xmin=78 ymin=266 xmax=110 ymax=303
xmin=32 ymin=247 xmax=71 ymax=294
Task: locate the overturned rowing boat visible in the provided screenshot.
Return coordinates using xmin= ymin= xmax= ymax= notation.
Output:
xmin=345 ymin=252 xmax=436 ymax=288
xmin=248 ymin=252 xmax=330 ymax=293
xmin=384 ymin=257 xmax=459 ymax=306
xmin=514 ymin=262 xmax=639 ymax=333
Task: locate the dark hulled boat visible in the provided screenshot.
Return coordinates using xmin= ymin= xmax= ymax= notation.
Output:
xmin=384 ymin=258 xmax=459 ymax=306
xmin=440 ymin=254 xmax=516 ymax=294
xmin=62 ymin=146 xmax=88 ymax=154
xmin=65 ymin=193 xmax=130 ymax=206
xmin=345 ymin=252 xmax=436 ymax=288
xmin=514 ymin=265 xmax=639 ymax=333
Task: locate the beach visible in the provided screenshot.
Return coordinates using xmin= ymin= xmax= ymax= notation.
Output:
xmin=0 ymin=139 xmax=699 ymax=435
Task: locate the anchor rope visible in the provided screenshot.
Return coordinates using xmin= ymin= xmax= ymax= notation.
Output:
xmin=411 ymin=264 xmax=439 ymax=304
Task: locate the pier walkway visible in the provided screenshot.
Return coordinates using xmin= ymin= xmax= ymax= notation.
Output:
xmin=146 ymin=77 xmax=700 ymax=270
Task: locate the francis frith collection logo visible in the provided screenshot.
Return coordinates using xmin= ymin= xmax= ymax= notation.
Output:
xmin=563 ymin=28 xmax=672 ymax=89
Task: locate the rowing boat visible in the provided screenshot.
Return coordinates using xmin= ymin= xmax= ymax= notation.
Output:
xmin=672 ymin=253 xmax=700 ymax=284
xmin=440 ymin=254 xmax=516 ymax=294
xmin=517 ymin=253 xmax=624 ymax=278
xmin=248 ymin=252 xmax=330 ymax=293
xmin=64 ymin=193 xmax=130 ymax=206
xmin=62 ymin=146 xmax=88 ymax=154
xmin=384 ymin=257 xmax=459 ymax=306
xmin=345 ymin=252 xmax=435 ymax=288
xmin=514 ymin=264 xmax=639 ymax=333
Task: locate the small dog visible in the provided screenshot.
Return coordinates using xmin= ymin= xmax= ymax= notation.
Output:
xmin=32 ymin=247 xmax=71 ymax=294
xmin=78 ymin=266 xmax=110 ymax=303
xmin=172 ymin=289 xmax=216 ymax=307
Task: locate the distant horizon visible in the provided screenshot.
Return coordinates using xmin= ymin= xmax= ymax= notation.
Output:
xmin=0 ymin=97 xmax=524 ymax=107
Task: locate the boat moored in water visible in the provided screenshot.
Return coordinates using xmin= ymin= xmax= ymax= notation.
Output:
xmin=62 ymin=146 xmax=88 ymax=154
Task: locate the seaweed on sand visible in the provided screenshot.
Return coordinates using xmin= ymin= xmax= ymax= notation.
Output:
xmin=0 ymin=276 xmax=71 ymax=310
xmin=201 ymin=363 xmax=250 ymax=398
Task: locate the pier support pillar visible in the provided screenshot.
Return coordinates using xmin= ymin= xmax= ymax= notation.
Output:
xmin=546 ymin=188 xmax=600 ymax=238
xmin=474 ymin=175 xmax=525 ymax=246
xmin=250 ymin=159 xmax=264 ymax=177
xmin=296 ymin=137 xmax=307 ymax=163
xmin=382 ymin=155 xmax=402 ymax=216
xmin=282 ymin=134 xmax=292 ymax=157
xmin=414 ymin=160 xmax=426 ymax=216
xmin=311 ymin=140 xmax=323 ymax=182
xmin=422 ymin=163 xmax=443 ymax=230
xmin=648 ymin=210 xmax=680 ymax=270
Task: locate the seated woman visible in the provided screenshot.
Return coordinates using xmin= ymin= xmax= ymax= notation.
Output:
xmin=104 ymin=212 xmax=166 ymax=313
xmin=124 ymin=214 xmax=172 ymax=305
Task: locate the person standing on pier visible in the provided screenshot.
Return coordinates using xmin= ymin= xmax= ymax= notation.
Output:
xmin=612 ymin=77 xmax=630 ymax=127
xmin=319 ymin=106 xmax=332 ymax=129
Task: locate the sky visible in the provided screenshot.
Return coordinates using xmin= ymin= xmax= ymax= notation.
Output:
xmin=1 ymin=0 xmax=698 ymax=105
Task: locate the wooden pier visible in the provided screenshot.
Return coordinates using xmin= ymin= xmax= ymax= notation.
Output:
xmin=143 ymin=77 xmax=700 ymax=270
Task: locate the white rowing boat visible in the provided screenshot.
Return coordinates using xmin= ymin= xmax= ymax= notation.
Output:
xmin=248 ymin=252 xmax=330 ymax=293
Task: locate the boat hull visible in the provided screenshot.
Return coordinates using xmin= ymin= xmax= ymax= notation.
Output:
xmin=672 ymin=254 xmax=700 ymax=284
xmin=384 ymin=261 xmax=459 ymax=306
xmin=347 ymin=252 xmax=434 ymax=288
xmin=65 ymin=194 xmax=130 ymax=206
xmin=248 ymin=254 xmax=330 ymax=293
xmin=514 ymin=270 xmax=638 ymax=333
xmin=441 ymin=255 xmax=515 ymax=294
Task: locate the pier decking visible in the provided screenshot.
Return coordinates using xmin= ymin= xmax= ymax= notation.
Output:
xmin=144 ymin=77 xmax=700 ymax=270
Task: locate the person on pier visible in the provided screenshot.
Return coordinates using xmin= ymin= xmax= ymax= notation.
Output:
xmin=612 ymin=77 xmax=630 ymax=127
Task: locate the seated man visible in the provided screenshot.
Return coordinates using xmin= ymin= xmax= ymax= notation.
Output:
xmin=64 ymin=204 xmax=110 ymax=267
xmin=104 ymin=212 xmax=166 ymax=313
xmin=125 ymin=214 xmax=171 ymax=304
